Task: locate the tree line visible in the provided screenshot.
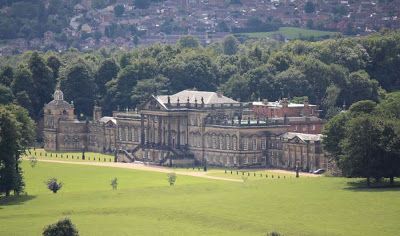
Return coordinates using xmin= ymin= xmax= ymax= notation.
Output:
xmin=0 ymin=31 xmax=399 ymax=121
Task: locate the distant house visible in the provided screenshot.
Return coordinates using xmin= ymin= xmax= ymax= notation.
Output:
xmin=74 ymin=3 xmax=86 ymax=14
xmin=81 ymin=24 xmax=92 ymax=33
xmin=252 ymin=98 xmax=324 ymax=134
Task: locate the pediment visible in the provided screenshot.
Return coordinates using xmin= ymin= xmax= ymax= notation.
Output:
xmin=105 ymin=120 xmax=116 ymax=127
xmin=140 ymin=95 xmax=167 ymax=111
xmin=289 ymin=136 xmax=306 ymax=144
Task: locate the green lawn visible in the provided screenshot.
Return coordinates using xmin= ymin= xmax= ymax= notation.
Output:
xmin=0 ymin=161 xmax=399 ymax=236
xmin=27 ymin=149 xmax=115 ymax=162
xmin=205 ymin=170 xmax=294 ymax=180
xmin=240 ymin=27 xmax=337 ymax=40
xmin=26 ymin=149 xmax=296 ymax=180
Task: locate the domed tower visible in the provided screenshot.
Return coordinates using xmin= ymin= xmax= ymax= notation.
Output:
xmin=43 ymin=88 xmax=75 ymax=151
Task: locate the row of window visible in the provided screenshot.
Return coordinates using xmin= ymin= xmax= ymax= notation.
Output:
xmin=118 ymin=126 xmax=140 ymax=142
xmin=191 ymin=134 xmax=267 ymax=151
xmin=242 ymin=137 xmax=267 ymax=151
xmin=205 ymin=134 xmax=238 ymax=150
xmin=118 ymin=127 xmax=267 ymax=152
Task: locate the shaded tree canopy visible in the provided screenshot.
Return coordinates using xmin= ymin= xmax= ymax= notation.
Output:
xmin=304 ymin=1 xmax=316 ymax=13
xmin=0 ymin=104 xmax=35 ymax=196
xmin=323 ymin=94 xmax=400 ymax=185
xmin=0 ymin=84 xmax=14 ymax=105
xmin=0 ymin=31 xmax=399 ymax=120
xmin=60 ymin=59 xmax=95 ymax=117
xmin=222 ymin=35 xmax=240 ymax=55
xmin=43 ymin=218 xmax=79 ymax=236
xmin=177 ymin=36 xmax=200 ymax=49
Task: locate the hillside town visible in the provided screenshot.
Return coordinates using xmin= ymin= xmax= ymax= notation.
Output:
xmin=1 ymin=0 xmax=399 ymax=55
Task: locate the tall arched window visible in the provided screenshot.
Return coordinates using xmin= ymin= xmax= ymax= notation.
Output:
xmin=232 ymin=136 xmax=237 ymax=150
xmin=243 ymin=137 xmax=248 ymax=150
xmin=226 ymin=135 xmax=230 ymax=150
xmin=212 ymin=134 xmax=217 ymax=149
xmin=261 ymin=138 xmax=266 ymax=150
xmin=196 ymin=133 xmax=201 ymax=147
xmin=206 ymin=134 xmax=212 ymax=148
xmin=219 ymin=135 xmax=224 ymax=150
xmin=189 ymin=133 xmax=194 ymax=146
xmin=252 ymin=138 xmax=257 ymax=150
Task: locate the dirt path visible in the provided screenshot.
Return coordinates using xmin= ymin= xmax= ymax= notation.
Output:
xmin=32 ymin=159 xmax=243 ymax=182
xmin=266 ymin=169 xmax=319 ymax=177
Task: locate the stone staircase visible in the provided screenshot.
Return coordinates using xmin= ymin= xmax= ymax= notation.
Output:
xmin=117 ymin=145 xmax=195 ymax=166
xmin=116 ymin=149 xmax=136 ymax=163
xmin=117 ymin=144 xmax=195 ymax=166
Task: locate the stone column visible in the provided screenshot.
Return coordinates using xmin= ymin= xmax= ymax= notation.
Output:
xmin=152 ymin=115 xmax=156 ymax=144
xmin=146 ymin=115 xmax=150 ymax=145
xmin=162 ymin=117 xmax=166 ymax=146
xmin=158 ymin=116 xmax=162 ymax=145
xmin=167 ymin=116 xmax=171 ymax=146
xmin=140 ymin=114 xmax=145 ymax=145
xmin=177 ymin=116 xmax=181 ymax=148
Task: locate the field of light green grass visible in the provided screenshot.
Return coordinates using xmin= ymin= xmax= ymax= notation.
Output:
xmin=240 ymin=27 xmax=337 ymax=40
xmin=1 ymin=160 xmax=399 ymax=236
xmin=26 ymin=149 xmax=297 ymax=180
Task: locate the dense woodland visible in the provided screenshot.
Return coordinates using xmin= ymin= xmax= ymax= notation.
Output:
xmin=1 ymin=31 xmax=399 ymax=121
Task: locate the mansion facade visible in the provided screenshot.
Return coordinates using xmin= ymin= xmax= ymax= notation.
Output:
xmin=43 ymin=89 xmax=329 ymax=171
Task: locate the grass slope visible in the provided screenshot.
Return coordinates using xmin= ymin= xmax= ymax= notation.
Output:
xmin=0 ymin=161 xmax=399 ymax=236
xmin=241 ymin=27 xmax=337 ymax=40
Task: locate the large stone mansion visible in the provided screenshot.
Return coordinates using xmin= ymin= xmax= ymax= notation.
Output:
xmin=43 ymin=88 xmax=329 ymax=171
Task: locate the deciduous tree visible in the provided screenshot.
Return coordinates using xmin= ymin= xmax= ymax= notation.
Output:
xmin=60 ymin=59 xmax=95 ymax=117
xmin=43 ymin=218 xmax=79 ymax=236
xmin=28 ymin=52 xmax=56 ymax=118
xmin=177 ymin=35 xmax=200 ymax=49
xmin=222 ymin=35 xmax=239 ymax=55
xmin=0 ymin=104 xmax=35 ymax=196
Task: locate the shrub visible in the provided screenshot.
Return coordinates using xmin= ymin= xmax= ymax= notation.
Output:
xmin=43 ymin=218 xmax=79 ymax=236
xmin=46 ymin=178 xmax=63 ymax=193
xmin=266 ymin=232 xmax=282 ymax=236
xmin=167 ymin=173 xmax=177 ymax=186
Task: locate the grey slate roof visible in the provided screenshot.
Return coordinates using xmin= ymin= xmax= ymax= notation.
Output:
xmin=252 ymin=101 xmax=317 ymax=108
xmin=156 ymin=90 xmax=238 ymax=105
xmin=99 ymin=116 xmax=116 ymax=124
xmin=281 ymin=132 xmax=323 ymax=142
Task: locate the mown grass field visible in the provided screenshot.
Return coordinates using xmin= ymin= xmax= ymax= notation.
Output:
xmin=241 ymin=27 xmax=337 ymax=40
xmin=26 ymin=149 xmax=297 ymax=179
xmin=1 ymin=157 xmax=399 ymax=236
